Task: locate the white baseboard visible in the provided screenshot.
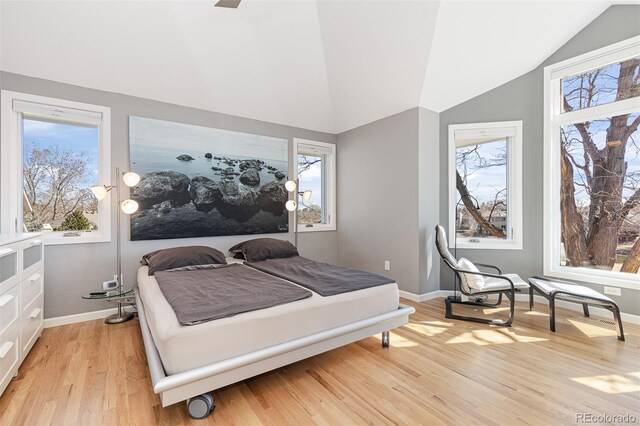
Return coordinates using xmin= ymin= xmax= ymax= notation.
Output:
xmin=399 ymin=290 xmax=639 ymax=326
xmin=44 ymin=307 xmax=118 ymax=328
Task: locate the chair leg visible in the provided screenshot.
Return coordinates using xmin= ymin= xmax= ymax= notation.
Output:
xmin=506 ymin=289 xmax=515 ymax=326
xmin=529 ymin=287 xmax=534 ymax=311
xmin=549 ymin=297 xmax=556 ymax=332
xmin=444 ymin=293 xmax=512 ymax=326
xmin=582 ymin=303 xmax=590 ymax=317
xmin=610 ymin=305 xmax=625 ymax=341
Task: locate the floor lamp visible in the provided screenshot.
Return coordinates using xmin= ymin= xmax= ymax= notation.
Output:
xmin=284 ymin=180 xmax=311 ymax=248
xmin=90 ymin=167 xmax=140 ymax=324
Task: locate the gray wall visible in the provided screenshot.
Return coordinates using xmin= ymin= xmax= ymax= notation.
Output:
xmin=439 ymin=5 xmax=640 ymax=315
xmin=0 ymin=71 xmax=337 ymax=319
xmin=337 ymin=109 xmax=421 ymax=294
xmin=419 ymin=107 xmax=441 ymax=294
xmin=336 ymin=107 xmax=441 ymax=295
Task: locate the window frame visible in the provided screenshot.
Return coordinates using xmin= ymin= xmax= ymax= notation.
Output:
xmin=1 ymin=90 xmax=112 ymax=245
xmin=448 ymin=120 xmax=523 ymax=250
xmin=543 ymin=36 xmax=640 ymax=289
xmin=293 ymin=138 xmax=336 ymax=232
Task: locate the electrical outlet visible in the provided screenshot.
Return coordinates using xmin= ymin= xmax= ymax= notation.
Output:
xmin=384 ymin=260 xmax=390 ymax=271
xmin=603 ymin=286 xmax=621 ymax=296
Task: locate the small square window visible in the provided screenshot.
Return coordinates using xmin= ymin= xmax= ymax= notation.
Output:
xmin=1 ymin=91 xmax=111 ymax=244
xmin=22 ymin=117 xmax=100 ymax=234
xmin=294 ymin=139 xmax=336 ymax=232
xmin=448 ymin=121 xmax=523 ymax=250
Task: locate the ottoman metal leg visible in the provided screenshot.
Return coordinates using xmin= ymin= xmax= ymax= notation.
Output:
xmin=609 ymin=305 xmax=625 ymax=341
xmin=529 ymin=287 xmax=534 ymax=311
xmin=582 ymin=304 xmax=590 ymax=317
xmin=549 ymin=297 xmax=556 ymax=333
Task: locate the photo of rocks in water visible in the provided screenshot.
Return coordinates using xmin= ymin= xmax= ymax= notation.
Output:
xmin=128 ymin=116 xmax=289 ymax=241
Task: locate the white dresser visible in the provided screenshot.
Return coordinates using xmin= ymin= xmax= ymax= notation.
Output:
xmin=0 ymin=233 xmax=44 ymax=396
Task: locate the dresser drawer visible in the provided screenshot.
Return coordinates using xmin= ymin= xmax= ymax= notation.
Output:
xmin=0 ymin=285 xmax=20 ymax=335
xmin=20 ymin=293 xmax=43 ymax=358
xmin=0 ymin=322 xmax=20 ymax=396
xmin=21 ymin=270 xmax=43 ymax=312
xmin=0 ymin=248 xmax=19 ymax=295
xmin=20 ymin=239 xmax=43 ymax=280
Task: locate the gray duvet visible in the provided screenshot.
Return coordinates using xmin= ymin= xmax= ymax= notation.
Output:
xmin=154 ymin=264 xmax=312 ymax=325
xmin=246 ymin=256 xmax=395 ymax=296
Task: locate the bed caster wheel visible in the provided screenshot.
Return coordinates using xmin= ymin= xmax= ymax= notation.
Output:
xmin=187 ymin=393 xmax=215 ymax=419
xmin=382 ymin=331 xmax=390 ymax=348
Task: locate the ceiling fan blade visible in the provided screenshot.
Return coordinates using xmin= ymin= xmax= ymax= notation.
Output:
xmin=215 ymin=0 xmax=241 ymax=8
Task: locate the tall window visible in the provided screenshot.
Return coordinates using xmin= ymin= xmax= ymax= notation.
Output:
xmin=1 ymin=91 xmax=111 ymax=244
xmin=448 ymin=121 xmax=523 ymax=249
xmin=294 ymin=138 xmax=336 ymax=232
xmin=544 ymin=36 xmax=640 ymax=288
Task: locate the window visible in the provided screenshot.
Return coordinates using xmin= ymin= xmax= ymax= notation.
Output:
xmin=448 ymin=121 xmax=523 ymax=249
xmin=1 ymin=91 xmax=111 ymax=244
xmin=293 ymin=138 xmax=336 ymax=232
xmin=544 ymin=36 xmax=640 ymax=288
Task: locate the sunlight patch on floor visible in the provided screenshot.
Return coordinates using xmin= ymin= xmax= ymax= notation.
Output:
xmin=523 ymin=310 xmax=549 ymax=317
xmin=389 ymin=334 xmax=419 ymax=348
xmin=405 ymin=322 xmax=449 ymax=337
xmin=567 ymin=319 xmax=618 ymax=338
xmin=481 ymin=306 xmax=512 ymax=314
xmin=446 ymin=329 xmax=548 ymax=346
xmin=418 ymin=320 xmax=454 ymax=327
xmin=572 ymin=373 xmax=640 ymax=394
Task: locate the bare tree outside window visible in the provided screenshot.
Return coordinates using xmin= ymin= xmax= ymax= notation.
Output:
xmin=297 ymin=154 xmax=323 ymax=224
xmin=22 ymin=118 xmax=99 ymax=232
xmin=559 ymin=56 xmax=640 ymax=274
xmin=455 ymin=140 xmax=508 ymax=239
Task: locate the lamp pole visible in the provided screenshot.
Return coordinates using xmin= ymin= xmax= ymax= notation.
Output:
xmin=285 ymin=179 xmax=301 ymax=248
xmin=105 ymin=166 xmax=134 ymax=324
xmin=293 ymin=191 xmax=299 ymax=248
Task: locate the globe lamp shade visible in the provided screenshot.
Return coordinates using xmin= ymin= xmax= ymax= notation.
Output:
xmin=90 ymin=185 xmax=109 ymax=201
xmin=285 ymin=200 xmax=297 ymax=212
xmin=122 ymin=172 xmax=141 ymax=187
xmin=120 ymin=199 xmax=139 ymax=215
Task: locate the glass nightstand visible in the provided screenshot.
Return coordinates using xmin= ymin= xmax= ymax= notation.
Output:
xmin=82 ymin=288 xmax=136 ymax=324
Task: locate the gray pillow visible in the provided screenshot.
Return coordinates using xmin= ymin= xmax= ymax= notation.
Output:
xmin=229 ymin=238 xmax=299 ymax=262
xmin=142 ymin=246 xmax=227 ymax=275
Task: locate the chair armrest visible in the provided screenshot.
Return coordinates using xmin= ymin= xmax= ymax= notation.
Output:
xmin=452 ymin=268 xmax=516 ymax=292
xmin=474 ymin=263 xmax=502 ymax=274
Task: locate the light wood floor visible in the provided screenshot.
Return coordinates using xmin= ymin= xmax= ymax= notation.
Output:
xmin=0 ymin=299 xmax=638 ymax=425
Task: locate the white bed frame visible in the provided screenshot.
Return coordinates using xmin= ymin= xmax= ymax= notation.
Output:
xmin=135 ymin=289 xmax=415 ymax=410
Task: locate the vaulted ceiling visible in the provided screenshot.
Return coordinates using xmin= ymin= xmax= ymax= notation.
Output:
xmin=0 ymin=1 xmax=625 ymax=133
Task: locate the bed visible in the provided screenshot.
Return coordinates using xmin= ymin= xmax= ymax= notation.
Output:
xmin=135 ymin=246 xmax=415 ymax=418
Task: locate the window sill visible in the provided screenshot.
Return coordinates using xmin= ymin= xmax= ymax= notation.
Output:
xmin=39 ymin=234 xmax=110 ymax=246
xmin=544 ymin=266 xmax=639 ymax=291
xmin=449 ymin=240 xmax=522 ymax=250
xmin=297 ymin=224 xmax=336 ymax=233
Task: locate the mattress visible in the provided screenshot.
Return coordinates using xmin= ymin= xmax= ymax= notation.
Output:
xmin=137 ymin=264 xmax=399 ymax=375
